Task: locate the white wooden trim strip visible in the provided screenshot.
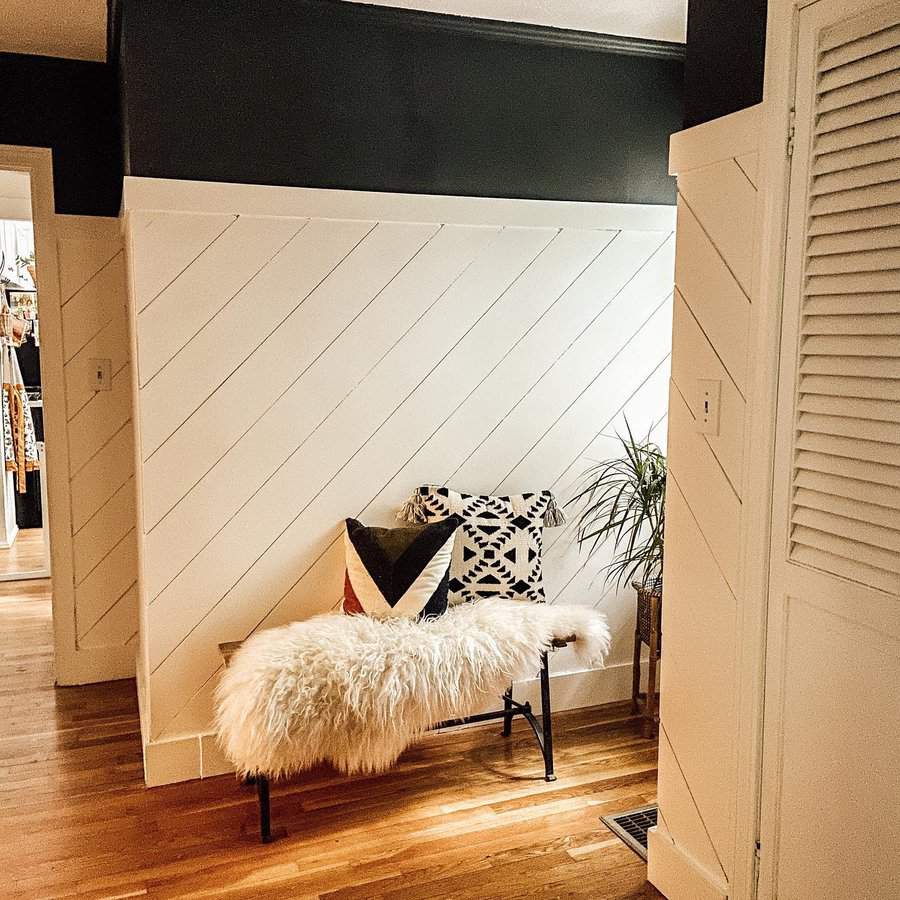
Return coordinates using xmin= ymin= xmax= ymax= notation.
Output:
xmin=795 ymin=448 xmax=900 ymax=488
xmin=819 ymin=19 xmax=900 ymax=70
xmin=817 ymin=70 xmax=900 ymax=114
xmin=815 ymin=90 xmax=900 ymax=135
xmin=668 ymin=105 xmax=762 ymax=176
xmin=813 ymin=136 xmax=900 ymax=177
xmin=816 ymin=44 xmax=900 ymax=94
xmin=123 ymin=176 xmax=676 ymax=232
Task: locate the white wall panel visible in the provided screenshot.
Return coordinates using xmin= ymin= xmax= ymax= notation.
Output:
xmin=137 ymin=216 xmax=302 ymax=384
xmin=60 ymin=252 xmax=127 ymax=363
xmin=138 ymin=220 xmax=437 ymax=532
xmin=56 ymin=221 xmax=139 ymax=663
xmin=123 ymin=180 xmax=675 ymax=777
xmin=670 ymin=291 xmax=745 ymax=491
xmin=138 ymin=218 xmax=372 ymax=459
xmin=660 ymin=480 xmax=737 ymax=874
xmin=453 ymin=237 xmax=676 ymax=491
xmin=676 ymin=159 xmax=757 ymax=295
xmin=652 ymin=106 xmax=761 ymax=897
xmin=674 ymin=199 xmax=751 ymax=393
xmin=128 ymin=211 xmax=235 ymax=313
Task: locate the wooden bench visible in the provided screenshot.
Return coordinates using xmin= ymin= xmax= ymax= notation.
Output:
xmin=219 ymin=636 xmax=575 ymax=842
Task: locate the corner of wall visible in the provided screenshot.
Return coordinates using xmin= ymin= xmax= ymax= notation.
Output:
xmin=651 ymin=105 xmax=762 ymax=898
xmin=648 ymin=825 xmax=728 ymax=900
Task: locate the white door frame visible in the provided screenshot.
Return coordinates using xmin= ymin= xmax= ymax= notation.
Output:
xmin=727 ymin=3 xmax=808 ymax=898
xmin=0 ymin=144 xmax=82 ymax=683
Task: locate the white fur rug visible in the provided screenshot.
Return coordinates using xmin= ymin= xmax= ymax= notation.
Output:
xmin=215 ymin=599 xmax=609 ymax=779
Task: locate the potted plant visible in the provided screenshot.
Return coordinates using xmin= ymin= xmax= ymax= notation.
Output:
xmin=569 ymin=422 xmax=665 ymax=591
xmin=568 ymin=422 xmax=666 ymax=730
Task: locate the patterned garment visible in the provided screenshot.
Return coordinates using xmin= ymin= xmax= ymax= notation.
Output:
xmin=343 ymin=516 xmax=462 ymax=619
xmin=399 ymin=486 xmax=566 ymax=604
xmin=2 ymin=342 xmax=38 ymax=493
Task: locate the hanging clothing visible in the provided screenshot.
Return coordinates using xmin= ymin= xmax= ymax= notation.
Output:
xmin=1 ymin=337 xmax=38 ymax=493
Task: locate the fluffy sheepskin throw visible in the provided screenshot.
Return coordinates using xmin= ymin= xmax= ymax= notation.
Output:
xmin=215 ymin=598 xmax=609 ymax=779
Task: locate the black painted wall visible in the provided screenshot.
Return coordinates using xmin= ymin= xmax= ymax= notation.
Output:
xmin=116 ymin=0 xmax=684 ymax=205
xmin=0 ymin=53 xmax=122 ymax=216
xmin=682 ymin=0 xmax=767 ymax=128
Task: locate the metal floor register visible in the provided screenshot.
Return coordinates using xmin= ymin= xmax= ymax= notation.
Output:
xmin=600 ymin=805 xmax=659 ymax=860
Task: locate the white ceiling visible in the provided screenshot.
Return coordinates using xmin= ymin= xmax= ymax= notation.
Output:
xmin=345 ymin=1 xmax=688 ymax=43
xmin=0 ymin=0 xmax=107 ymax=62
xmin=0 ymin=0 xmax=686 ymax=64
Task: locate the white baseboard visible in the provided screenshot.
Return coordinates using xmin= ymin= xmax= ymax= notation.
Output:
xmin=142 ymin=662 xmax=633 ymax=787
xmin=648 ymin=825 xmax=729 ymax=900
xmin=515 ymin=660 xmax=633 ymax=712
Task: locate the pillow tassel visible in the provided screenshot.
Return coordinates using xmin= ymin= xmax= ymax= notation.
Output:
xmin=543 ymin=494 xmax=567 ymax=527
xmin=398 ymin=490 xmax=428 ymax=524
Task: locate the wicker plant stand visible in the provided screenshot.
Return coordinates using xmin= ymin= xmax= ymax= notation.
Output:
xmin=631 ymin=580 xmax=662 ymax=738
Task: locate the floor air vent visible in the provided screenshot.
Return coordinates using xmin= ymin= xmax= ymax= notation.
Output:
xmin=600 ymin=804 xmax=658 ymax=860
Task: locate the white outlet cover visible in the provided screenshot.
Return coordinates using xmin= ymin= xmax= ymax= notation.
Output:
xmin=696 ymin=378 xmax=721 ymax=435
xmin=89 ymin=357 xmax=113 ymax=392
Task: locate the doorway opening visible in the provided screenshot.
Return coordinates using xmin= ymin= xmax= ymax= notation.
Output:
xmin=0 ymin=169 xmax=49 ymax=582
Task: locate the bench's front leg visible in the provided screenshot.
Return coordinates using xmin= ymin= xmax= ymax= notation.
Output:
xmin=257 ymin=774 xmax=272 ymax=843
xmin=539 ymin=650 xmax=556 ymax=782
xmin=501 ymin=685 xmax=514 ymax=736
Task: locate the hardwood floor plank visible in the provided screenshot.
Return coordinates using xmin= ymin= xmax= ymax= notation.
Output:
xmin=1 ymin=581 xmax=661 ymax=899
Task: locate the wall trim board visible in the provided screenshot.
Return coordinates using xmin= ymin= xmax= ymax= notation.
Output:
xmin=55 ymin=213 xmax=121 ymax=240
xmin=122 ymin=178 xmax=677 ymax=232
xmin=0 ymin=145 xmax=78 ymax=682
xmin=55 ymin=211 xmax=139 ymax=680
xmin=669 ymin=104 xmax=764 ymax=176
xmin=321 ymin=1 xmax=685 ymax=60
xmin=143 ymin=661 xmax=636 ymax=786
xmin=647 ymin=826 xmax=729 ymax=900
xmin=652 ymin=104 xmax=763 ymax=898
xmin=0 ymin=152 xmax=135 ymax=683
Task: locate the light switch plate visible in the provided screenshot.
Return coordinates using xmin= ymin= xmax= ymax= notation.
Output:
xmin=89 ymin=358 xmax=112 ymax=392
xmin=696 ymin=379 xmax=721 ymax=435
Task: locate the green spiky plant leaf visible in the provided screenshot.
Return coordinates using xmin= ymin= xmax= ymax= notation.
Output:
xmin=568 ymin=420 xmax=666 ymax=591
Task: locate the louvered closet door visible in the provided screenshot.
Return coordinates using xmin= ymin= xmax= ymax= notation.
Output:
xmin=760 ymin=2 xmax=900 ymax=898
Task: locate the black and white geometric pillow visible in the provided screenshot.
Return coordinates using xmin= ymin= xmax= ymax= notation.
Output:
xmin=398 ymin=486 xmax=566 ymax=604
xmin=343 ymin=516 xmax=462 ymax=619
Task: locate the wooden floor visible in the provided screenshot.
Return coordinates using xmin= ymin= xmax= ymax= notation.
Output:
xmin=0 ymin=580 xmax=661 ymax=900
xmin=0 ymin=526 xmax=46 ymax=577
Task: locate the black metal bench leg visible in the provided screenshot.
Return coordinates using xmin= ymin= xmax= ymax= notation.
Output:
xmin=501 ymin=685 xmax=514 ymax=736
xmin=539 ymin=650 xmax=556 ymax=782
xmin=257 ymin=775 xmax=272 ymax=843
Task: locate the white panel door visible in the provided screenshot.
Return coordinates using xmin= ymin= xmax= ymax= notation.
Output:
xmin=760 ymin=2 xmax=900 ymax=898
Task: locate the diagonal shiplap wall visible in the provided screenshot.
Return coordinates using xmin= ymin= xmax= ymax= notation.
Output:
xmin=123 ymin=181 xmax=675 ymax=785
xmin=648 ymin=106 xmax=761 ymax=900
xmin=55 ymin=216 xmax=138 ymax=675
